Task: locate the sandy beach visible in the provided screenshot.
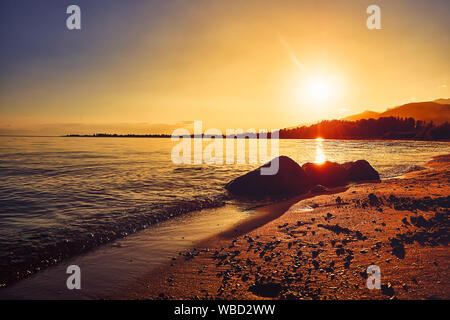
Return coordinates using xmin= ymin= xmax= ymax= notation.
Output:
xmin=119 ymin=155 xmax=449 ymax=300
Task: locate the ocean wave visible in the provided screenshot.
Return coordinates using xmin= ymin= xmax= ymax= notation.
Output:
xmin=380 ymin=164 xmax=426 ymax=179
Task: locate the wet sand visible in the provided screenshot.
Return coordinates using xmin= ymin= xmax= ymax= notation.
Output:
xmin=119 ymin=154 xmax=450 ymax=300
xmin=0 ymin=204 xmax=255 ymax=299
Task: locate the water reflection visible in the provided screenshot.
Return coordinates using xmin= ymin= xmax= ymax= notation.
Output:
xmin=314 ymin=137 xmax=326 ymax=164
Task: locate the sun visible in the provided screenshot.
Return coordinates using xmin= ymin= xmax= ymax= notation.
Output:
xmin=306 ymin=75 xmax=335 ymax=104
xmin=293 ymin=73 xmax=342 ymax=108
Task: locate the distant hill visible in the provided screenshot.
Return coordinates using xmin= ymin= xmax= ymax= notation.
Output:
xmin=342 ymin=110 xmax=380 ymax=122
xmin=342 ymin=101 xmax=450 ymax=125
xmin=378 ymin=102 xmax=449 ymax=124
xmin=434 ymin=98 xmax=450 ymax=105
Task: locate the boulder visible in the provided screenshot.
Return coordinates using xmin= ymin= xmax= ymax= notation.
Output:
xmin=303 ymin=160 xmax=380 ymax=187
xmin=343 ymin=160 xmax=380 ymax=182
xmin=224 ymin=156 xmax=311 ymax=197
xmin=302 ymin=161 xmax=348 ymax=187
xmin=225 ymin=156 xmax=380 ymax=197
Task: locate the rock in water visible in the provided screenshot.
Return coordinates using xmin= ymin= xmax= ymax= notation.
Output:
xmin=303 ymin=160 xmax=380 ymax=187
xmin=302 ymin=161 xmax=348 ymax=187
xmin=224 ymin=156 xmax=311 ymax=197
xmin=343 ymin=160 xmax=380 ymax=182
xmin=225 ymin=157 xmax=380 ymax=197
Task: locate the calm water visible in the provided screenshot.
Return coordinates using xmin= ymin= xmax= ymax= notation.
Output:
xmin=0 ymin=136 xmax=448 ymax=286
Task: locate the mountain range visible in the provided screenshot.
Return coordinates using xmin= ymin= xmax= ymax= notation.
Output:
xmin=342 ymin=99 xmax=450 ymax=125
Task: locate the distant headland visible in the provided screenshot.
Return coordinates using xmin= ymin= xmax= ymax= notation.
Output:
xmin=65 ymin=100 xmax=450 ymax=141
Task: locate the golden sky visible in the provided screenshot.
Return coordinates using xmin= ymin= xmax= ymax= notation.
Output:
xmin=1 ymin=0 xmax=449 ymax=135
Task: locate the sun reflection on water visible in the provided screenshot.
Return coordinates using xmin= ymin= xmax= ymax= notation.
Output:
xmin=314 ymin=137 xmax=326 ymax=164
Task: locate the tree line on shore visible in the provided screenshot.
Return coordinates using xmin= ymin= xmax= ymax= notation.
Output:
xmin=278 ymin=116 xmax=450 ymax=140
xmin=66 ymin=116 xmax=450 ymax=140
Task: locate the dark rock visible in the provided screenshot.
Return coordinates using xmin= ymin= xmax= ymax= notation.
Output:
xmin=390 ymin=239 xmax=406 ymax=259
xmin=402 ymin=217 xmax=410 ymax=226
xmin=381 ymin=283 xmax=395 ymax=297
xmin=318 ymin=223 xmax=366 ymax=240
xmin=225 ymin=156 xmax=311 ymax=197
xmin=249 ymin=281 xmax=284 ymax=298
xmin=368 ymin=193 xmax=379 ymax=206
xmin=225 ymin=156 xmax=380 ymax=197
xmin=410 ymin=216 xmax=429 ymax=228
xmin=302 ymin=161 xmax=348 ymax=187
xmin=303 ymin=159 xmax=380 ymax=187
xmin=280 ymin=292 xmax=298 ymax=300
xmin=343 ymin=160 xmax=380 ymax=182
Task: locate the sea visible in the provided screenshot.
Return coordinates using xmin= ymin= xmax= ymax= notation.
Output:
xmin=0 ymin=136 xmax=448 ymax=294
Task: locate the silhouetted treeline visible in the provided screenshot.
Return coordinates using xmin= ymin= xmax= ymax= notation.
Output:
xmin=65 ymin=117 xmax=450 ymax=140
xmin=279 ymin=117 xmax=450 ymax=140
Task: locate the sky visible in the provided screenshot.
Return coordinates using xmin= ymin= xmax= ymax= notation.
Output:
xmin=1 ymin=0 xmax=449 ymax=135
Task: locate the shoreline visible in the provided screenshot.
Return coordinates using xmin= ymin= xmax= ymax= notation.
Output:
xmin=0 ymin=204 xmax=256 ymax=299
xmin=201 ymin=186 xmax=349 ymax=242
xmin=119 ymin=154 xmax=449 ymax=300
xmin=64 ymin=136 xmax=450 ymax=142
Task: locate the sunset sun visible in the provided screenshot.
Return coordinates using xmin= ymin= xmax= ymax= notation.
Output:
xmin=305 ymin=75 xmax=340 ymax=106
xmin=306 ymin=77 xmax=332 ymax=103
xmin=293 ymin=73 xmax=343 ymax=112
